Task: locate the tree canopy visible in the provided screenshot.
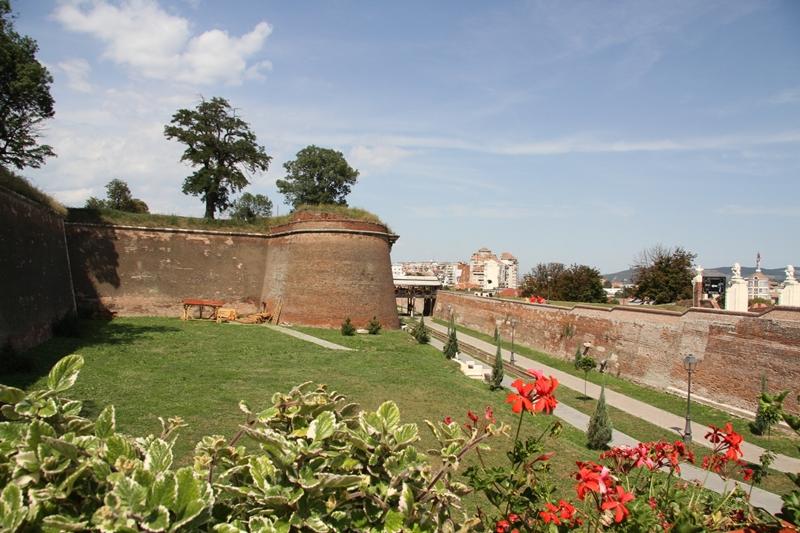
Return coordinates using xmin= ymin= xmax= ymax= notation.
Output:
xmin=0 ymin=0 xmax=55 ymax=169
xmin=632 ymin=245 xmax=696 ymax=304
xmin=164 ymin=97 xmax=271 ymax=219
xmin=520 ymin=262 xmax=606 ymax=303
xmin=276 ymin=145 xmax=359 ymax=209
xmin=228 ymin=192 xmax=272 ymax=222
xmin=85 ymin=179 xmax=149 ymax=213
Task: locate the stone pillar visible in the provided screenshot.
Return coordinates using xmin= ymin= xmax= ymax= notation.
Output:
xmin=725 ymin=262 xmax=748 ymax=312
xmin=692 ymin=266 xmax=703 ymax=307
xmin=779 ymin=265 xmax=800 ymax=307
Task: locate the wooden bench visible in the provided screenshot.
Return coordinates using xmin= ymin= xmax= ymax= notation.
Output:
xmin=181 ymin=298 xmax=225 ymax=320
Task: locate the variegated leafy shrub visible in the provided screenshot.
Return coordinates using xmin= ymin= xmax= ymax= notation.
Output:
xmin=0 ymin=355 xmax=507 ymax=532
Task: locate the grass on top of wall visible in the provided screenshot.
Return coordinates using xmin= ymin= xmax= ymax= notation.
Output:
xmin=433 ymin=317 xmax=800 ymax=460
xmin=66 ymin=203 xmax=388 ymax=234
xmin=0 ymin=166 xmax=67 ymax=216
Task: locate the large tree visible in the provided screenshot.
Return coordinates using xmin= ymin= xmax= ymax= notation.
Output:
xmin=632 ymin=245 xmax=696 ymax=304
xmin=276 ymin=145 xmax=359 ymax=209
xmin=0 ymin=0 xmax=55 ymax=169
xmin=519 ymin=262 xmax=567 ymax=299
xmin=85 ymin=179 xmax=149 ymax=213
xmin=228 ymin=192 xmax=272 ymax=222
xmin=520 ymin=262 xmax=605 ymax=303
xmin=164 ymin=97 xmax=271 ymax=219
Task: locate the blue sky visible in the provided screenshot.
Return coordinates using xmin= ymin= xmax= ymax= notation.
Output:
xmin=14 ymin=0 xmax=800 ymax=273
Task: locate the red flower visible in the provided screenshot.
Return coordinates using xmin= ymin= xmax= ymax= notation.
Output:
xmin=533 ymin=375 xmax=559 ymax=414
xmin=443 ymin=416 xmax=453 ymax=425
xmin=540 ymin=500 xmax=577 ymax=525
xmin=495 ymin=519 xmax=510 ymax=532
xmin=705 ymin=423 xmax=744 ymax=461
xmin=742 ymin=467 xmax=754 ymax=481
xmin=467 ymin=410 xmax=479 ymax=424
xmin=506 ymin=379 xmax=535 ymax=413
xmin=485 ymin=405 xmax=495 ymax=423
xmin=575 ymin=461 xmax=613 ymax=500
xmin=601 ymin=485 xmax=634 ymax=523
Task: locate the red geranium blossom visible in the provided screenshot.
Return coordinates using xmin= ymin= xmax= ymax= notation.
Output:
xmin=601 ymin=485 xmax=635 ymax=523
xmin=575 ymin=461 xmax=613 ymax=500
xmin=540 ymin=499 xmax=578 ymax=525
xmin=705 ymin=423 xmax=744 ymax=461
xmin=506 ymin=379 xmax=536 ymax=414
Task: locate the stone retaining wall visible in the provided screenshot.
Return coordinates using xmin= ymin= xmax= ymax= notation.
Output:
xmin=435 ymin=291 xmax=800 ymax=412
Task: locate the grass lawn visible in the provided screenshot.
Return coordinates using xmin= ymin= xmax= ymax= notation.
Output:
xmin=433 ymin=318 xmax=800 ymax=460
xmin=4 ymin=317 xmax=604 ymax=504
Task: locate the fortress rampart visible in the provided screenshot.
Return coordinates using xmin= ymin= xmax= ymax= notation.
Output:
xmin=1 ymin=183 xmax=400 ymax=352
xmin=435 ymin=291 xmax=800 ymax=413
xmin=64 ymin=215 xmax=400 ymax=329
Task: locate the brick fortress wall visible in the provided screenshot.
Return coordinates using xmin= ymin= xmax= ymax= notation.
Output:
xmin=65 ymin=212 xmax=400 ymax=329
xmin=435 ymin=291 xmax=800 ymax=413
xmin=0 ymin=188 xmax=76 ymax=351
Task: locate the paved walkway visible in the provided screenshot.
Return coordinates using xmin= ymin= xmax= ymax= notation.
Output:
xmin=263 ymin=325 xmax=353 ymax=351
xmin=427 ymin=335 xmax=783 ymax=514
xmin=426 ymin=320 xmax=800 ymax=475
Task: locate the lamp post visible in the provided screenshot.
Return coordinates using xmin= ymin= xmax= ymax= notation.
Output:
xmin=683 ymin=354 xmax=699 ymax=443
xmin=509 ymin=318 xmax=517 ymax=365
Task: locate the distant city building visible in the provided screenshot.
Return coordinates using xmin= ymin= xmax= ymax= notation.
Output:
xmin=747 ymin=252 xmax=773 ymax=301
xmin=392 ymin=248 xmax=517 ymax=291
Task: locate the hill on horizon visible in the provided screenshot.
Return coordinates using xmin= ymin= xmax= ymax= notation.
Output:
xmin=602 ymin=266 xmax=793 ymax=282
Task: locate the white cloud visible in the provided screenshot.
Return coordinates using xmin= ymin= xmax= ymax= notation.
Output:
xmin=715 ymin=205 xmax=800 ymax=217
xmin=53 ymin=0 xmax=272 ymax=85
xmin=767 ymin=88 xmax=800 ymax=105
xmin=348 ymin=145 xmax=412 ymax=174
xmin=57 ymin=58 xmax=93 ymax=92
xmin=411 ymin=203 xmax=571 ymax=220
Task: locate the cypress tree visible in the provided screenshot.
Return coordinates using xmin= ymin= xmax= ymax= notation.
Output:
xmin=413 ymin=316 xmax=430 ymax=344
xmin=587 ymin=382 xmax=613 ymax=449
xmin=490 ymin=334 xmax=504 ymax=390
xmin=443 ymin=315 xmax=459 ymax=359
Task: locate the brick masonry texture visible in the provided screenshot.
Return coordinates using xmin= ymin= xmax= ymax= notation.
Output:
xmin=0 ymin=188 xmax=75 ymax=351
xmin=435 ymin=291 xmax=800 ymax=412
xmin=64 ymin=214 xmax=399 ymax=329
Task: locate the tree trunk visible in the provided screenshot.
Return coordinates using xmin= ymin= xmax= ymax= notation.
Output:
xmin=204 ymin=195 xmax=216 ymax=219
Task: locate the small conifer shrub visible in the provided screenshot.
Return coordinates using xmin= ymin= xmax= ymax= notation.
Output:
xmin=412 ymin=317 xmax=430 ymax=344
xmin=367 ymin=316 xmax=382 ymax=335
xmin=489 ymin=335 xmax=504 ymax=390
xmin=341 ymin=317 xmax=356 ymax=336
xmin=586 ymin=383 xmax=613 ymax=449
xmin=443 ymin=316 xmax=459 ymax=359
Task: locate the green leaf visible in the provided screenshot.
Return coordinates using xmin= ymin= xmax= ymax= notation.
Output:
xmin=249 ymin=456 xmax=276 ymax=492
xmin=106 ymin=434 xmax=136 ymax=464
xmin=0 ymin=385 xmax=25 ymax=405
xmin=384 ymin=510 xmax=405 ymax=533
xmin=144 ymin=439 xmax=173 ymax=474
xmin=142 ymin=505 xmax=170 ymax=532
xmin=0 ymin=483 xmax=26 ymax=532
xmin=307 ymin=411 xmax=335 ymax=443
xmin=377 ymin=401 xmax=401 ymax=432
xmin=112 ymin=476 xmax=147 ymax=512
xmin=41 ymin=436 xmax=80 ymax=461
xmin=315 ymin=473 xmax=367 ymax=489
xmin=46 ymin=355 xmax=84 ymax=393
xmin=170 ymin=467 xmax=212 ymax=530
xmin=95 ymin=405 xmax=116 ymax=438
xmin=42 ymin=514 xmax=88 ymax=532
xmin=399 ymin=482 xmax=414 ymax=517
xmin=393 ymin=423 xmax=419 ymax=446
xmin=303 ymin=515 xmax=329 ymax=533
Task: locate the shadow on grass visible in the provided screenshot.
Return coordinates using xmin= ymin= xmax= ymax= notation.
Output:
xmin=0 ymin=320 xmax=181 ymax=389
